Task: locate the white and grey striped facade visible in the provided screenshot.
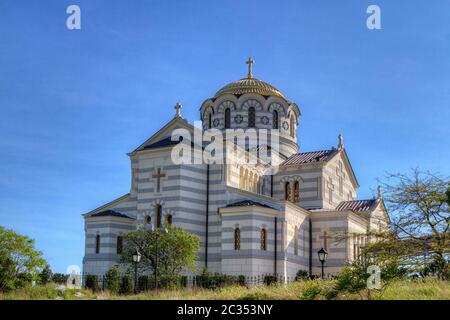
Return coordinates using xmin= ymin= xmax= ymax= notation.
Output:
xmin=83 ymin=75 xmax=389 ymax=278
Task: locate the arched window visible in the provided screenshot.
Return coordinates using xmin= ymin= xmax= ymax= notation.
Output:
xmin=285 ymin=182 xmax=292 ymax=201
xmin=294 ymin=226 xmax=299 ymax=256
xmin=294 ymin=181 xmax=300 ymax=202
xmin=166 ymin=214 xmax=173 ymax=225
xmin=290 ymin=116 xmax=295 ymax=138
xmin=248 ymin=107 xmax=256 ymax=127
xmin=234 ymin=228 xmax=241 ymax=250
xmin=116 ymin=236 xmax=123 ymax=255
xmin=225 ymin=108 xmax=231 ymax=129
xmin=95 ymin=234 xmax=100 ymax=254
xmin=208 ymin=113 xmax=212 ymax=129
xmin=260 ymin=229 xmax=267 ymax=251
xmin=273 ymin=110 xmax=279 ymax=129
xmin=156 ymin=204 xmax=162 ymax=228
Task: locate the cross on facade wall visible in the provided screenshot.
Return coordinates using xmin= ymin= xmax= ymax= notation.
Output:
xmin=336 ymin=161 xmax=345 ymax=196
xmin=152 ymin=168 xmax=166 ymax=193
xmin=327 ymin=177 xmax=335 ymax=204
xmin=319 ymin=230 xmax=331 ymax=250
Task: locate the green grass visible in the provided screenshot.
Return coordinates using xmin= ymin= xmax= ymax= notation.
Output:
xmin=0 ymin=283 xmax=96 ymax=300
xmin=1 ymin=279 xmax=449 ymax=300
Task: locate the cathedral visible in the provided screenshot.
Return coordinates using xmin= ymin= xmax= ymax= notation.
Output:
xmin=83 ymin=59 xmax=389 ymax=278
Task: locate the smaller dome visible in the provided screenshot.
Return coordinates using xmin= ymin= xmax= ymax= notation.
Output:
xmin=214 ymin=78 xmax=286 ymax=99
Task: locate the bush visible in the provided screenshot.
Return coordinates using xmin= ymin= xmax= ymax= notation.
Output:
xmin=295 ymin=270 xmax=309 ymax=281
xmin=52 ymin=273 xmax=69 ymax=284
xmin=239 ymin=292 xmax=272 ymax=300
xmin=120 ymin=275 xmax=133 ymax=294
xmin=15 ymin=273 xmax=33 ymax=289
xmin=195 ymin=270 xmax=246 ymax=289
xmin=237 ymin=275 xmax=246 ymax=286
xmin=331 ymin=260 xmax=407 ymax=299
xmin=263 ymin=275 xmax=277 ymax=286
xmin=39 ymin=265 xmax=53 ymax=285
xmin=139 ymin=275 xmax=160 ymax=291
xmin=104 ymin=267 xmax=120 ymax=294
xmin=300 ymin=282 xmax=322 ymax=300
xmin=179 ymin=276 xmax=188 ymax=288
xmin=84 ymin=275 xmax=100 ymax=292
xmin=421 ymin=256 xmax=450 ymax=280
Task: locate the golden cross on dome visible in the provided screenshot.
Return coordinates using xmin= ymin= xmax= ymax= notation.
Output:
xmin=246 ymin=57 xmax=255 ymax=79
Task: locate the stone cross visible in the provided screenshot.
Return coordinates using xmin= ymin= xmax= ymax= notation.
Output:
xmin=152 ymin=168 xmax=166 ymax=193
xmin=246 ymin=57 xmax=255 ymax=79
xmin=338 ymin=134 xmax=344 ymax=149
xmin=327 ymin=177 xmax=335 ymax=204
xmin=336 ymin=161 xmax=345 ymax=195
xmin=377 ymin=185 xmax=383 ymax=199
xmin=174 ymin=102 xmax=182 ymax=118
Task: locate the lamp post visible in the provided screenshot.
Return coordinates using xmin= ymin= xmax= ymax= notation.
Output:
xmin=317 ymin=248 xmax=328 ymax=279
xmin=147 ymin=222 xmax=168 ymax=290
xmin=132 ymin=249 xmax=141 ymax=293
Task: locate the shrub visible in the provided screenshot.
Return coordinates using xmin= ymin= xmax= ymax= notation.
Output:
xmin=263 ymin=275 xmax=277 ymax=286
xmin=179 ymin=276 xmax=188 ymax=288
xmin=15 ymin=273 xmax=33 ymax=289
xmin=195 ymin=270 xmax=246 ymax=289
xmin=239 ymin=292 xmax=272 ymax=300
xmin=332 ymin=260 xmax=407 ymax=299
xmin=39 ymin=265 xmax=53 ymax=285
xmin=295 ymin=270 xmax=309 ymax=281
xmin=120 ymin=275 xmax=133 ymax=294
xmin=104 ymin=267 xmax=120 ymax=294
xmin=84 ymin=275 xmax=99 ymax=292
xmin=52 ymin=273 xmax=69 ymax=284
xmin=300 ymin=282 xmax=322 ymax=300
xmin=237 ymin=275 xmax=246 ymax=286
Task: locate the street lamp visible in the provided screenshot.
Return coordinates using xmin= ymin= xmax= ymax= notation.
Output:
xmin=317 ymin=248 xmax=328 ymax=279
xmin=147 ymin=222 xmax=168 ymax=290
xmin=132 ymin=249 xmax=141 ymax=293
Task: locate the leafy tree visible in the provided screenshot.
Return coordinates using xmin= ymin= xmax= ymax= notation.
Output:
xmin=364 ymin=169 xmax=449 ymax=278
xmin=121 ymin=226 xmax=200 ymax=287
xmin=39 ymin=264 xmax=53 ymax=285
xmin=104 ymin=266 xmax=120 ymax=293
xmin=51 ymin=273 xmax=69 ymax=284
xmin=0 ymin=226 xmax=46 ymax=291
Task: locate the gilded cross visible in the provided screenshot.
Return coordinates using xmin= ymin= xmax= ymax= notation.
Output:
xmin=152 ymin=168 xmax=166 ymax=193
xmin=246 ymin=57 xmax=255 ymax=79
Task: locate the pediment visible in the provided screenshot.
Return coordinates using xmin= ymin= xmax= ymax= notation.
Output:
xmin=131 ymin=116 xmax=194 ymax=153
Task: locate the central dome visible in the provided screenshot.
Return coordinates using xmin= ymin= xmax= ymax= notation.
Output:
xmin=214 ymin=78 xmax=286 ymax=99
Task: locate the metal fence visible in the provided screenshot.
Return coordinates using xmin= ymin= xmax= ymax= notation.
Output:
xmin=80 ymin=273 xmax=328 ymax=292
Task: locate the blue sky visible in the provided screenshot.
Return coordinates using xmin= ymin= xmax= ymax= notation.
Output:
xmin=0 ymin=0 xmax=449 ymax=273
